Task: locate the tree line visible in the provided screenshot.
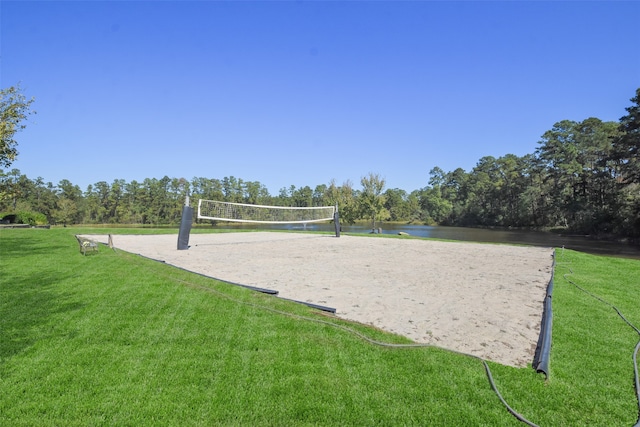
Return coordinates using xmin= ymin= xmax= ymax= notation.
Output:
xmin=1 ymin=87 xmax=639 ymax=241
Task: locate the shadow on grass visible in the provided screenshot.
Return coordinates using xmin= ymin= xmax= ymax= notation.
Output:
xmin=0 ymin=234 xmax=70 ymax=260
xmin=0 ymin=232 xmax=84 ymax=364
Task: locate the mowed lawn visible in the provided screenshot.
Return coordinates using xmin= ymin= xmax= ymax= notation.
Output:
xmin=1 ymin=227 xmax=639 ymax=426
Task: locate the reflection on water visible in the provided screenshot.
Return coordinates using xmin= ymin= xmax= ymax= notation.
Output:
xmin=208 ymin=222 xmax=640 ymax=260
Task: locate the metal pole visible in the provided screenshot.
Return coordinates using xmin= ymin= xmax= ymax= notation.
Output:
xmin=177 ymin=194 xmax=193 ymax=250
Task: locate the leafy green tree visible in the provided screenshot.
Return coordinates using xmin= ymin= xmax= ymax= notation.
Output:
xmin=0 ymin=86 xmax=35 ymax=168
xmin=0 ymin=168 xmax=22 ymax=209
xmin=53 ymin=197 xmax=78 ymax=225
xmin=492 ymin=154 xmax=540 ymax=227
xmin=190 ymin=177 xmax=224 ymax=204
xmin=18 ymin=176 xmax=57 ymax=222
xmin=222 ymin=176 xmax=244 ymax=203
xmin=313 ymin=184 xmax=327 ymax=206
xmin=292 ymin=185 xmax=313 ymax=207
xmin=613 ymin=88 xmax=640 ymax=184
xmin=462 ymin=154 xmax=531 ymax=227
xmin=537 ymin=118 xmax=621 ymax=232
xmin=154 ymin=176 xmax=172 ymax=223
xmin=324 ymin=179 xmax=358 ymax=225
xmin=461 ymin=156 xmax=501 ymax=226
xmin=109 ymin=179 xmax=128 ymax=222
xmin=419 ymin=167 xmax=454 ymax=224
xmin=574 ymin=119 xmax=622 ymax=232
xmin=123 ymin=180 xmax=145 ymax=224
xmin=276 ymin=186 xmax=291 ymax=206
xmin=82 ymin=184 xmax=102 ymax=223
xmin=242 ymin=181 xmax=269 ymax=205
xmin=359 ymin=172 xmax=388 ymax=230
xmin=406 ymin=190 xmax=423 ymax=223
xmin=516 ymin=154 xmax=549 ymax=227
xmin=440 ymin=167 xmax=468 ymax=225
xmin=615 ymin=183 xmax=640 ymax=238
xmin=93 ymin=181 xmax=112 ymax=222
xmin=419 ymin=186 xmax=452 ymax=225
xmin=536 ymin=120 xmax=585 ymax=228
xmin=56 ymin=179 xmax=82 ymax=201
xmin=611 ymin=88 xmax=640 ymax=237
xmin=383 ymin=188 xmax=410 ymax=221
xmin=141 ymin=177 xmax=166 ymax=224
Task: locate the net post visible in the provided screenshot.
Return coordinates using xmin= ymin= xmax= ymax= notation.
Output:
xmin=333 ymin=204 xmax=340 ymax=237
xmin=177 ymin=194 xmax=193 ymax=250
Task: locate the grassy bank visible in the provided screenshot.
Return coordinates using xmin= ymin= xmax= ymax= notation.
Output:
xmin=1 ymin=227 xmax=639 ymax=425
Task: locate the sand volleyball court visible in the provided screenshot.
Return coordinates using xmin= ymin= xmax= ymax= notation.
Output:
xmin=81 ymin=232 xmax=554 ymax=367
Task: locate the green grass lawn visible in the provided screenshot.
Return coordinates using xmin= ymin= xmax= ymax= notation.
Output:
xmin=1 ymin=227 xmax=639 ymax=426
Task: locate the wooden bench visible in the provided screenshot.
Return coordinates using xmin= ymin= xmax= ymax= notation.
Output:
xmin=76 ymin=235 xmax=99 ymax=255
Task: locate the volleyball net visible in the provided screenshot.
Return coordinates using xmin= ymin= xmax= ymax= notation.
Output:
xmin=197 ymin=200 xmax=340 ymax=231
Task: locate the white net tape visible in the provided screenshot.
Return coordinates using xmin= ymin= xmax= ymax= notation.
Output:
xmin=197 ymin=200 xmax=336 ymax=224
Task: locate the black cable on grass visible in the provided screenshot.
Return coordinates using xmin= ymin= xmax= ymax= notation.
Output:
xmin=171 ymin=275 xmax=540 ymax=427
xmin=558 ymin=249 xmax=640 ymax=427
xmin=115 ymin=249 xmax=542 ymax=426
xmin=634 ymin=341 xmax=640 ymax=427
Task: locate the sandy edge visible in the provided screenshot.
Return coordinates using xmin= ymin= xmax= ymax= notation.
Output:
xmin=81 ymin=232 xmax=554 ymax=367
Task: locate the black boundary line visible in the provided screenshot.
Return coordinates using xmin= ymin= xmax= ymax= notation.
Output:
xmin=532 ymin=251 xmax=555 ymax=378
xmin=123 ymin=249 xmax=338 ymax=313
xmin=99 ymin=238 xmax=544 ymax=425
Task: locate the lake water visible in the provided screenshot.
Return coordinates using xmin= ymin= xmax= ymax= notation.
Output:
xmin=210 ymin=222 xmax=640 ymax=260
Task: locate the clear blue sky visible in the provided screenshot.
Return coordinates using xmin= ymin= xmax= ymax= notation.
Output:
xmin=2 ymin=1 xmax=639 ymax=195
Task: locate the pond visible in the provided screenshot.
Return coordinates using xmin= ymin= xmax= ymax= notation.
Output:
xmin=207 ymin=222 xmax=640 ymax=260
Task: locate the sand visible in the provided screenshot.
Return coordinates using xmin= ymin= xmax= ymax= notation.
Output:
xmin=80 ymin=232 xmax=554 ymax=367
